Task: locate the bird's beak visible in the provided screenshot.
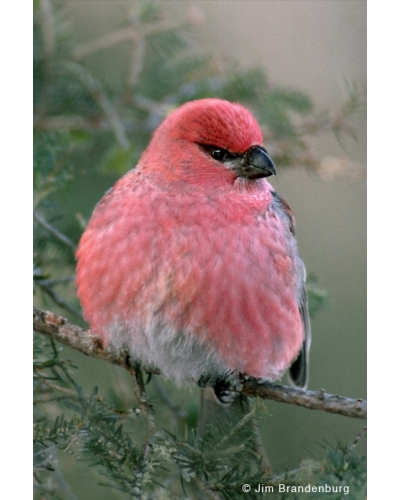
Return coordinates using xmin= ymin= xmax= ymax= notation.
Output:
xmin=244 ymin=145 xmax=276 ymax=179
xmin=230 ymin=146 xmax=276 ymax=179
xmin=233 ymin=145 xmax=276 ymax=180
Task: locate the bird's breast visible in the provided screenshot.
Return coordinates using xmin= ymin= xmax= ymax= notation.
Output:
xmin=76 ymin=177 xmax=303 ymax=381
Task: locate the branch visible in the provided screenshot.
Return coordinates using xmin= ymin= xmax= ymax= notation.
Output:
xmin=33 ymin=306 xmax=366 ymax=420
xmin=33 ymin=306 xmax=127 ymax=369
xmin=241 ymin=379 xmax=366 ymax=420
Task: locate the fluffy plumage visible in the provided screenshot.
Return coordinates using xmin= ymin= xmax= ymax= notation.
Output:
xmin=76 ymin=98 xmax=311 ymax=398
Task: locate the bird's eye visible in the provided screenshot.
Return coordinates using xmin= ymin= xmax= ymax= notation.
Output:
xmin=210 ymin=149 xmax=228 ymax=161
xmin=203 ymin=145 xmax=237 ymax=162
xmin=199 ymin=144 xmax=236 ymax=162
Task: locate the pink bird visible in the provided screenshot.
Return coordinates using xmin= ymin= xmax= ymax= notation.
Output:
xmin=76 ymin=98 xmax=311 ymax=403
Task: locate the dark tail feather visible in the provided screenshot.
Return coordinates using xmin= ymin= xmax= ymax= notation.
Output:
xmin=288 ymin=340 xmax=308 ymax=389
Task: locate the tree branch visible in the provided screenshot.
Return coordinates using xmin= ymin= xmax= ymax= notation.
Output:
xmin=241 ymin=379 xmax=366 ymax=420
xmin=33 ymin=306 xmax=127 ymax=369
xmin=33 ymin=306 xmax=366 ymax=420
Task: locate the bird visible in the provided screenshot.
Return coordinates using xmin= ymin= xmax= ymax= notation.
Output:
xmin=76 ymin=98 xmax=311 ymax=408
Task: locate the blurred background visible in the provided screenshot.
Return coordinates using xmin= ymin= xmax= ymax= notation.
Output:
xmin=34 ymin=1 xmax=366 ymax=498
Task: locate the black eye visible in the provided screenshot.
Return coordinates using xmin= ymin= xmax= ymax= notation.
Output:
xmin=201 ymin=145 xmax=237 ymax=162
xmin=210 ymin=148 xmax=228 ymax=161
xmin=199 ymin=144 xmax=236 ymax=162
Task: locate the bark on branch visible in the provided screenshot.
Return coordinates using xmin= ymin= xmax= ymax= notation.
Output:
xmin=33 ymin=306 xmax=366 ymax=420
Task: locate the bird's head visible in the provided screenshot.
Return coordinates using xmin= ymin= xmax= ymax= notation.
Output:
xmin=139 ymin=98 xmax=276 ymax=187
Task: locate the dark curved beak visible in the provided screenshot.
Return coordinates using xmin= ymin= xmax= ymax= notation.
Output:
xmin=234 ymin=145 xmax=276 ymax=180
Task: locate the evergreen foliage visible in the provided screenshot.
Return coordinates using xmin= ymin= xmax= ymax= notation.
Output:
xmin=33 ymin=1 xmax=365 ymax=498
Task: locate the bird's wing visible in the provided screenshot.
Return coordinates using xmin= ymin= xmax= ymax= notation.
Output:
xmin=288 ymin=275 xmax=311 ymax=389
xmin=270 ymin=190 xmax=311 ymax=389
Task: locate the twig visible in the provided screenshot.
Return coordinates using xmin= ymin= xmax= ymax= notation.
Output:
xmin=40 ymin=0 xmax=55 ymax=58
xmin=349 ymin=426 xmax=367 ymax=452
xmin=128 ymin=35 xmax=146 ymax=87
xmin=42 ymin=276 xmax=76 ymax=286
xmin=71 ymin=20 xmax=186 ymax=61
xmin=128 ymin=367 xmax=156 ymax=431
xmin=152 ymin=377 xmax=188 ymax=419
xmin=193 ymin=477 xmax=221 ymax=500
xmin=34 ymin=385 xmax=83 ymax=406
xmin=263 ymin=462 xmax=321 ymax=488
xmin=36 ymin=0 xmax=55 ymax=118
xmin=62 ymin=61 xmax=130 ymax=150
xmin=33 ymin=114 xmax=153 ymax=134
xmin=71 ymin=28 xmax=138 ymax=60
xmin=35 ymin=279 xmax=83 ymax=319
xmin=33 ymin=210 xmax=77 ymax=252
xmin=33 ymin=114 xmax=91 ymax=131
xmin=33 ymin=307 xmax=367 ymax=420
